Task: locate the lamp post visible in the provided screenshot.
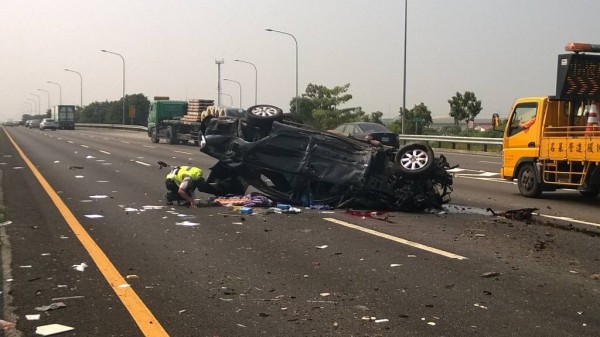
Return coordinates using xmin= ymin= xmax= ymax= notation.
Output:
xmin=64 ymin=68 xmax=83 ymax=108
xmin=234 ymin=59 xmax=258 ymax=105
xmin=223 ymin=78 xmax=242 ymax=107
xmin=37 ymin=89 xmax=50 ymax=111
xmin=47 ymin=81 xmax=62 ymax=105
xmin=401 ymin=0 xmax=408 ymax=135
xmin=101 ymin=49 xmax=126 ymax=124
xmin=30 ymin=93 xmax=41 ymax=114
xmin=26 ymin=99 xmax=37 ymax=114
xmin=219 ymin=93 xmax=233 ymax=106
xmin=24 ymin=100 xmax=33 ymax=114
xmin=265 ymin=28 xmax=299 ymax=113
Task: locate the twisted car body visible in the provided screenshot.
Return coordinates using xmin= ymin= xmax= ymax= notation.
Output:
xmin=199 ymin=105 xmax=454 ymax=212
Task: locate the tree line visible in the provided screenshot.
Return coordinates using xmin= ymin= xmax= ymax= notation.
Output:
xmin=19 ymin=84 xmax=501 ymax=137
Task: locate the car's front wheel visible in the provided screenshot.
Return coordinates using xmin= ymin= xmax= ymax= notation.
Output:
xmin=395 ymin=143 xmax=434 ymax=176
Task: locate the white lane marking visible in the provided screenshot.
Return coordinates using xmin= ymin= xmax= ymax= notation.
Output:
xmin=323 ymin=218 xmax=467 ymax=260
xmin=134 ymin=161 xmax=151 ymax=167
xmin=99 ymin=150 xmax=111 ymax=155
xmin=174 ymin=150 xmax=192 ymax=155
xmin=81 ymin=145 xmax=89 ymax=148
xmin=538 ymin=213 xmax=600 ymax=229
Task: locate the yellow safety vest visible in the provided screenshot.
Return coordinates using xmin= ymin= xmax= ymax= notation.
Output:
xmin=166 ymin=166 xmax=203 ymax=184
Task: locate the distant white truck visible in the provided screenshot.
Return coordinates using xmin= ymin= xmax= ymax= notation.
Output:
xmin=51 ymin=105 xmax=75 ymax=130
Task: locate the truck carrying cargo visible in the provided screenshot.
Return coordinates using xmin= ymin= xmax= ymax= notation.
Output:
xmin=500 ymin=42 xmax=600 ymax=197
xmin=51 ymin=105 xmax=75 ymax=130
xmin=147 ymin=98 xmax=225 ymax=145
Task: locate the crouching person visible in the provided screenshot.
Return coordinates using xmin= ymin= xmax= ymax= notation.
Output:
xmin=165 ymin=165 xmax=208 ymax=208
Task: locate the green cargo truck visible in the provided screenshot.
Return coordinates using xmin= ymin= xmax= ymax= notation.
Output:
xmin=147 ymin=99 xmax=208 ymax=145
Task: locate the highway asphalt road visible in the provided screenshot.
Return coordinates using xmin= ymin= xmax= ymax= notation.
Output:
xmin=0 ymin=126 xmax=599 ymax=336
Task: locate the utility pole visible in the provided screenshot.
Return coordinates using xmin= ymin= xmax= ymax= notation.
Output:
xmin=215 ymin=59 xmax=224 ymax=107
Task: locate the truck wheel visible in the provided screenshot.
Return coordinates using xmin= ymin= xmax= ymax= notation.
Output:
xmin=246 ymin=105 xmax=283 ymax=129
xmin=150 ymin=128 xmax=159 ymax=143
xmin=166 ymin=127 xmax=176 ymax=144
xmin=579 ymin=185 xmax=599 ymax=197
xmin=517 ymin=163 xmax=542 ymax=198
xmin=394 ymin=142 xmax=434 ymax=176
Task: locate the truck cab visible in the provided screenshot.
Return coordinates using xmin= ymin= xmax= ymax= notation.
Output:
xmin=501 ymin=42 xmax=600 ymax=197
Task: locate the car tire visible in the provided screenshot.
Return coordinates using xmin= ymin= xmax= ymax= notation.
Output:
xmin=395 ymin=142 xmax=434 ymax=176
xmin=150 ymin=128 xmax=159 ymax=143
xmin=246 ymin=105 xmax=283 ymax=129
xmin=166 ymin=127 xmax=176 ymax=144
xmin=517 ymin=163 xmax=542 ymax=198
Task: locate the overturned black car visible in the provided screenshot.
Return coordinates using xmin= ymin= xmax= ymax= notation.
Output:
xmin=199 ymin=105 xmax=454 ymax=212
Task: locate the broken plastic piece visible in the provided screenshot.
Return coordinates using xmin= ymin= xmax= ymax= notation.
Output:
xmin=35 ymin=302 xmax=66 ymax=311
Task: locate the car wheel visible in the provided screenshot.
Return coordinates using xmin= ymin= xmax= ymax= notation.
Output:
xmin=246 ymin=105 xmax=283 ymax=129
xmin=517 ymin=163 xmax=542 ymax=198
xmin=150 ymin=128 xmax=159 ymax=143
xmin=395 ymin=142 xmax=434 ymax=176
xmin=166 ymin=127 xmax=176 ymax=144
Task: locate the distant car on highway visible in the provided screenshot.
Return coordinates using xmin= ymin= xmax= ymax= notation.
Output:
xmin=39 ymin=118 xmax=58 ymax=131
xmin=330 ymin=122 xmax=400 ymax=148
xmin=27 ymin=119 xmax=41 ymax=129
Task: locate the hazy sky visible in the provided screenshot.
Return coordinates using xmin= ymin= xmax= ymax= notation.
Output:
xmin=1 ymin=0 xmax=598 ymax=122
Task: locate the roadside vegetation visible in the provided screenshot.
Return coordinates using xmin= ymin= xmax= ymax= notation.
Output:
xmin=17 ymin=84 xmax=505 ymax=138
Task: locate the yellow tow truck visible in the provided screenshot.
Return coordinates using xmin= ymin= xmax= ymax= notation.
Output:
xmin=500 ymin=42 xmax=600 ymax=197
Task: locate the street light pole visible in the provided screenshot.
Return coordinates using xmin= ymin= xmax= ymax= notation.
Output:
xmin=101 ymin=49 xmax=126 ymax=124
xmin=25 ymin=100 xmax=34 ymax=114
xmin=234 ymin=59 xmax=258 ymax=105
xmin=27 ymin=98 xmax=39 ymax=115
xmin=47 ymin=81 xmax=62 ymax=105
xmin=30 ymin=93 xmax=41 ymax=114
xmin=37 ymin=89 xmax=50 ymax=111
xmin=219 ymin=93 xmax=233 ymax=106
xmin=401 ymin=0 xmax=408 ymax=135
xmin=265 ymin=28 xmax=299 ymax=113
xmin=65 ymin=68 xmax=83 ymax=108
xmin=223 ymin=78 xmax=242 ymax=108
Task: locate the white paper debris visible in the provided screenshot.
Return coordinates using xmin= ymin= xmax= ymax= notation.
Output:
xmin=89 ymin=195 xmax=108 ymax=199
xmin=0 ymin=221 xmax=12 ymax=226
xmin=375 ymin=319 xmax=389 ymax=323
xmin=72 ymin=263 xmax=87 ymax=272
xmin=26 ymin=314 xmax=40 ymax=320
xmin=315 ymin=245 xmax=328 ymax=249
xmin=35 ymin=323 xmax=74 ymax=335
xmin=75 ymin=175 xmax=84 ymax=179
xmin=53 ymin=160 xmax=60 ymax=164
xmin=124 ymin=208 xmax=139 ymax=212
xmin=118 ymin=283 xmax=130 ymax=288
xmin=176 ymin=221 xmax=200 ymax=227
xmin=86 ymin=155 xmax=95 ymax=159
xmin=142 ymin=205 xmax=164 ymax=210
xmin=390 ymin=264 xmax=402 ymax=267
xmin=84 ymin=214 xmax=103 ymax=219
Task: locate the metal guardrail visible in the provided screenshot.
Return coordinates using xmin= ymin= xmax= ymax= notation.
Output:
xmin=399 ymin=134 xmax=503 ymax=152
xmin=76 ymin=123 xmax=147 ymax=132
xmin=76 ymin=123 xmax=503 ymax=151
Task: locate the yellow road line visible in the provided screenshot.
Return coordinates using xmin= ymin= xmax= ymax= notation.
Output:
xmin=5 ymin=131 xmax=168 ymax=336
xmin=323 ymin=218 xmax=467 ymax=260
